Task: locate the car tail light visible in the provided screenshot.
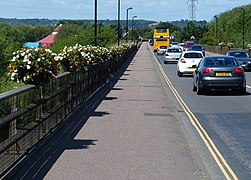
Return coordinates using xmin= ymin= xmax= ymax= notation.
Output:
xmin=165 ymin=54 xmax=169 ymax=56
xmin=234 ymin=68 xmax=244 ymax=73
xmin=202 ymin=68 xmax=214 ymax=74
xmin=180 ymin=58 xmax=186 ymax=63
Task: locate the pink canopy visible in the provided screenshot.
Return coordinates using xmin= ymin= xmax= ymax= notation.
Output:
xmin=39 ymin=24 xmax=62 ymax=48
xmin=39 ymin=34 xmax=55 ymax=48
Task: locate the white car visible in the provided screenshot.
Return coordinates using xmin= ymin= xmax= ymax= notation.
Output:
xmin=157 ymin=46 xmax=168 ymax=55
xmin=164 ymin=47 xmax=182 ymax=64
xmin=177 ymin=51 xmax=203 ymax=77
xmin=170 ymin=42 xmax=179 ymax=48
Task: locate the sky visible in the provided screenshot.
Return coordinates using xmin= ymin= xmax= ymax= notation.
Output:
xmin=0 ymin=0 xmax=250 ymax=22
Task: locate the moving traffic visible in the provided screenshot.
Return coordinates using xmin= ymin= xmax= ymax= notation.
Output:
xmin=153 ymin=42 xmax=251 ymax=179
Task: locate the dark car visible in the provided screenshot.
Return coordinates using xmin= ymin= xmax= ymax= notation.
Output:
xmin=193 ymin=56 xmax=246 ymax=95
xmin=191 ymin=44 xmax=205 ymax=56
xmin=148 ymin=39 xmax=153 ymax=46
xmin=226 ymin=50 xmax=251 ymax=71
xmin=183 ymin=41 xmax=195 ymax=51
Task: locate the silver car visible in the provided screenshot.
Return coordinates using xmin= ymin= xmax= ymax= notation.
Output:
xmin=226 ymin=50 xmax=251 ymax=71
xmin=164 ymin=47 xmax=182 ymax=64
xmin=157 ymin=46 xmax=167 ymax=55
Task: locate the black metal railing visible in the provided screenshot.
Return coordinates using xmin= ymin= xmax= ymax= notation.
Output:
xmin=0 ymin=45 xmax=137 ymax=177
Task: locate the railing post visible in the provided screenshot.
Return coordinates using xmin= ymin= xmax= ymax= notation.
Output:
xmin=9 ymin=96 xmax=17 ymax=136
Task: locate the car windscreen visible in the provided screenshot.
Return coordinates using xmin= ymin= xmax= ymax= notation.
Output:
xmin=184 ymin=53 xmax=202 ymax=58
xmin=205 ymin=57 xmax=238 ymax=66
xmin=229 ymin=52 xmax=248 ymax=58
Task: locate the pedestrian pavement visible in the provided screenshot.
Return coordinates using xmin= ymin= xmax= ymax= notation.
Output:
xmin=6 ymin=42 xmax=212 ymax=180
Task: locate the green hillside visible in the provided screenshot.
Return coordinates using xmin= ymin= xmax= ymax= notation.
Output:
xmin=202 ymin=4 xmax=251 ymax=48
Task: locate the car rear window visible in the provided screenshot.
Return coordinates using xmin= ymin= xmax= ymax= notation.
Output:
xmin=229 ymin=52 xmax=248 ymax=58
xmin=205 ymin=58 xmax=238 ymax=66
xmin=167 ymin=48 xmax=181 ymax=53
xmin=192 ymin=46 xmax=203 ymax=50
xmin=184 ymin=53 xmax=202 ymax=58
xmin=184 ymin=43 xmax=194 ymax=47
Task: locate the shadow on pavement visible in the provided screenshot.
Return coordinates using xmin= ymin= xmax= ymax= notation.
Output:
xmin=3 ymin=48 xmax=138 ymax=180
xmin=104 ymin=96 xmax=118 ymax=100
xmin=66 ymin=139 xmax=98 ymax=150
xmin=91 ymin=111 xmax=110 ymax=117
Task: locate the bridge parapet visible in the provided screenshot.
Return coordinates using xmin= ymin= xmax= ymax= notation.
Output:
xmin=0 ymin=45 xmax=138 ymax=177
xmin=204 ymin=45 xmax=251 ymax=55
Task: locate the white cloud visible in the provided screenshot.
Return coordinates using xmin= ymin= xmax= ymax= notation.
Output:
xmin=52 ymin=0 xmax=67 ymax=6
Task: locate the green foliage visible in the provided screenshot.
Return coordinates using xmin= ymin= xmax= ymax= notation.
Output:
xmin=205 ymin=4 xmax=251 ymax=47
xmin=51 ymin=23 xmax=117 ymax=53
xmin=156 ymin=21 xmax=181 ymax=32
xmin=17 ymin=25 xmax=51 ymax=43
xmin=0 ymin=23 xmax=51 ymax=80
xmin=0 ymin=79 xmax=25 ymax=93
xmin=0 ymin=24 xmax=20 ymax=76
xmin=0 ymin=18 xmax=59 ymax=26
xmin=179 ymin=21 xmax=207 ymax=43
xmin=141 ymin=26 xmax=154 ymax=39
xmin=97 ymin=26 xmax=117 ymax=47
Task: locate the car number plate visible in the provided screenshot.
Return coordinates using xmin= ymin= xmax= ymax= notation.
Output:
xmin=216 ymin=72 xmax=232 ymax=76
xmin=189 ymin=67 xmax=196 ymax=70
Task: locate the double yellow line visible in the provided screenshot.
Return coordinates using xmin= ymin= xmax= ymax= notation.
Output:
xmin=151 ymin=50 xmax=238 ymax=180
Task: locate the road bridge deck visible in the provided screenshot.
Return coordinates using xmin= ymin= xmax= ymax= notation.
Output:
xmin=5 ymin=42 xmax=211 ymax=180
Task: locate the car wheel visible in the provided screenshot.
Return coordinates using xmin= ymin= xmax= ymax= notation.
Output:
xmin=177 ymin=71 xmax=183 ymax=77
xmin=192 ymin=81 xmax=197 ymax=92
xmin=196 ymin=80 xmax=203 ymax=95
xmin=164 ymin=61 xmax=167 ymax=64
xmin=240 ymin=87 xmax=246 ymax=95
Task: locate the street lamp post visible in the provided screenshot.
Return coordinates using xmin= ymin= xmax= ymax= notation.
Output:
xmin=94 ymin=0 xmax=97 ymax=46
xmin=132 ymin=16 xmax=137 ymax=43
xmin=241 ymin=8 xmax=245 ymax=49
xmin=117 ymin=0 xmax=120 ymax=46
xmin=214 ymin=15 xmax=218 ymax=47
xmin=126 ymin=7 xmax=132 ymax=43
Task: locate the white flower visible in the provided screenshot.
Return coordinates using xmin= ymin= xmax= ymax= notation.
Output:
xmin=81 ymin=52 xmax=86 ymax=56
xmin=21 ymin=52 xmax=25 ymax=57
xmin=28 ymin=61 xmax=31 ymax=64
xmin=11 ymin=57 xmax=16 ymax=61
xmin=23 ymin=55 xmax=29 ymax=62
xmin=38 ymin=58 xmax=41 ymax=61
xmin=26 ymin=65 xmax=31 ymax=69
xmin=14 ymin=69 xmax=18 ymax=73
